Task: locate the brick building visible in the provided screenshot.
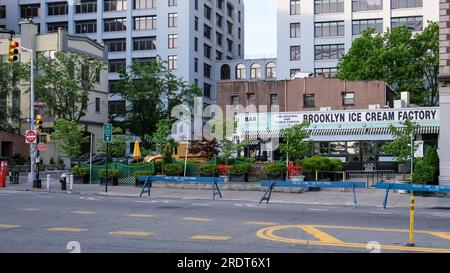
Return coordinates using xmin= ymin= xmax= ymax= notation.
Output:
xmin=0 ymin=130 xmax=28 ymax=159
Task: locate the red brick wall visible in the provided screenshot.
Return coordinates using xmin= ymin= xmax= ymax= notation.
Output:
xmin=0 ymin=130 xmax=29 ymax=159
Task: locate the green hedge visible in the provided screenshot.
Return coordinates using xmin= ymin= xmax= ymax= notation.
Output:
xmin=71 ymin=166 xmax=89 ymax=176
xmin=164 ymin=164 xmax=184 ymax=176
xmin=99 ymin=169 xmax=121 ymax=178
xmin=199 ymin=164 xmax=219 ymax=175
xmin=264 ymin=162 xmax=287 ymax=175
xmin=300 ymin=156 xmax=343 ymax=173
xmin=230 ymin=164 xmax=250 ymax=174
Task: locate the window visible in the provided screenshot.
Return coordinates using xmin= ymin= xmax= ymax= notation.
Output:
xmin=236 ymin=64 xmax=246 ymax=79
xmin=217 ymin=0 xmax=224 ymax=10
xmin=314 ymin=21 xmax=345 ymax=37
xmin=76 ymin=1 xmax=97 ymax=14
xmin=314 ymin=0 xmax=344 ymax=14
xmin=194 ymin=58 xmax=199 ymax=72
xmin=133 ymin=37 xmax=157 ymax=50
xmin=95 ymin=98 xmax=101 ymax=113
xmin=290 ymin=0 xmax=300 ymax=15
xmin=204 ymin=5 xmax=212 ymax=20
xmin=75 ymin=20 xmax=97 ymax=34
xmin=0 ymin=6 xmax=5 ymax=19
xmin=227 ymin=21 xmax=233 ymax=35
xmin=216 ymin=14 xmax=223 ymax=28
xmin=391 ymin=16 xmax=423 ymax=31
xmin=134 ymin=16 xmax=156 ymax=30
xmin=168 ymin=13 xmax=178 ymax=27
xmin=216 ymin=50 xmax=223 ymax=60
xmin=168 ymin=0 xmax=177 ymax=7
xmin=104 ymin=0 xmax=127 ymax=12
xmin=48 ymin=2 xmax=68 ymax=16
xmin=195 ymin=16 xmax=199 ymax=31
xmin=290 ymin=46 xmax=301 ymax=61
xmin=266 ymin=63 xmax=277 ymax=78
xmin=204 ymin=24 xmax=212 ymax=39
xmin=20 ymin=4 xmax=40 ymax=18
xmin=220 ymin=64 xmax=231 ymax=80
xmin=391 ymin=0 xmax=422 ymax=9
xmin=352 ymin=0 xmax=383 ymax=12
xmin=104 ymin=18 xmax=127 ymax=32
xmin=315 ymin=67 xmax=337 ymax=77
xmin=204 ymin=63 xmax=212 ymax=79
xmin=315 ymin=44 xmax=345 ymax=60
xmin=216 ymin=32 xmax=223 ymax=46
xmin=194 ymin=37 xmax=199 ymax=51
xmin=47 ymin=22 xmax=68 ymax=33
xmin=109 ymin=100 xmax=126 ymax=116
xmin=227 ymin=39 xmax=233 ymax=52
xmin=303 ymin=94 xmax=315 ymax=107
xmin=104 ymin=39 xmax=126 ymax=52
xmin=204 ymin=84 xmax=211 ymax=98
xmin=231 ymin=95 xmax=239 ymax=106
xmin=342 ymin=92 xmax=355 ymax=105
xmin=134 ymin=0 xmax=156 ymax=9
xmin=168 ymin=55 xmax=177 ymax=70
xmin=204 ymin=44 xmax=212 ymax=59
xmin=227 ymin=3 xmax=234 ymax=17
xmin=247 ymin=93 xmax=256 ymax=105
xmin=195 ymin=0 xmax=199 ymax=10
xmin=133 ymin=57 xmax=156 ymax=66
xmin=270 ymin=94 xmax=278 ymax=106
xmin=290 ymin=69 xmax=301 ymax=78
xmin=290 ymin=23 xmax=301 ymax=38
xmin=168 ymin=34 xmax=177 ymax=48
xmin=250 ymin=63 xmax=261 ymax=79
xmin=109 ymin=80 xmax=120 ymax=93
xmin=108 ymin=59 xmax=126 ymax=73
xmin=352 ymin=19 xmax=383 ymax=35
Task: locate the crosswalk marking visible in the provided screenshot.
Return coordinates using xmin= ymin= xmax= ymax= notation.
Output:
xmin=128 ymin=214 xmax=155 ymax=218
xmin=245 ymin=221 xmax=280 ymax=226
xmin=0 ymin=224 xmax=20 ymax=229
xmin=109 ymin=231 xmax=154 ymax=237
xmin=71 ymin=210 xmax=96 ymax=215
xmin=182 ymin=217 xmax=212 ymax=222
xmin=47 ymin=227 xmax=87 ymax=233
xmin=191 ymin=235 xmax=231 ymax=241
xmin=20 ymin=208 xmax=42 ymax=212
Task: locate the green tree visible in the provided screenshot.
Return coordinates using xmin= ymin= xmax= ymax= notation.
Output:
xmin=337 ymin=22 xmax=439 ymax=106
xmin=115 ymin=58 xmax=201 ymax=147
xmin=52 ymin=119 xmax=89 ymax=161
xmin=278 ymin=121 xmax=311 ymax=163
xmin=0 ymin=62 xmax=29 ymax=132
xmin=97 ymin=127 xmax=130 ymax=158
xmin=151 ymin=118 xmax=178 ymax=164
xmin=35 ymin=52 xmax=106 ymax=122
xmin=383 ymin=119 xmax=420 ymax=181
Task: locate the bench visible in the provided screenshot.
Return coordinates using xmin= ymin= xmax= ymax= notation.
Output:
xmin=138 ymin=176 xmax=225 ymax=200
xmin=260 ymin=180 xmax=367 ymax=207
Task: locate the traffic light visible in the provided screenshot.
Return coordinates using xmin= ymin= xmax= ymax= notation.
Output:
xmin=8 ymin=40 xmax=19 ymax=63
xmin=35 ymin=115 xmax=44 ymax=132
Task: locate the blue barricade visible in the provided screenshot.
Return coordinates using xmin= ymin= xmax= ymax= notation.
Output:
xmin=375 ymin=182 xmax=450 ymax=209
xmin=138 ymin=176 xmax=224 ymax=200
xmin=259 ymin=180 xmax=366 ymax=207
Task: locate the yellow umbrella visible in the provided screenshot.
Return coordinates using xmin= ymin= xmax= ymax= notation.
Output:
xmin=133 ymin=140 xmax=142 ymax=160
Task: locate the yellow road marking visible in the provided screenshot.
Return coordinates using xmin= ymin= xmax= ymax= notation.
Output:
xmin=0 ymin=224 xmax=20 ymax=229
xmin=128 ymin=214 xmax=155 ymax=218
xmin=299 ymin=225 xmax=344 ymax=244
xmin=47 ymin=227 xmax=87 ymax=233
xmin=429 ymin=232 xmax=450 ymax=241
xmin=245 ymin=221 xmax=280 ymax=226
xmin=256 ymin=225 xmax=450 ymax=253
xmin=182 ymin=217 xmax=212 ymax=222
xmin=191 ymin=235 xmax=231 ymax=241
xmin=20 ymin=208 xmax=42 ymax=212
xmin=71 ymin=210 xmax=96 ymax=215
xmin=109 ymin=231 xmax=154 ymax=237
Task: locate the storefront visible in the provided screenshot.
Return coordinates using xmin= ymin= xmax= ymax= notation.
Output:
xmin=236 ymin=107 xmax=440 ymax=171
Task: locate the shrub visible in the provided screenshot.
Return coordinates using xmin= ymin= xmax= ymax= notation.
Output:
xmin=236 ymin=158 xmax=257 ymax=164
xmin=217 ymin=164 xmax=230 ymax=175
xmin=199 ymin=164 xmax=219 ymax=175
xmin=71 ymin=166 xmax=89 ymax=176
xmin=300 ymin=156 xmax=343 ymax=173
xmin=230 ymin=164 xmax=250 ymax=174
xmin=412 ymin=146 xmax=439 ymax=185
xmin=133 ymin=170 xmax=154 ymax=179
xmin=49 ymin=158 xmax=55 ymax=165
xmin=264 ymin=162 xmax=287 ymax=175
xmin=164 ymin=164 xmax=183 ymax=176
xmin=99 ymin=169 xmax=121 ymax=178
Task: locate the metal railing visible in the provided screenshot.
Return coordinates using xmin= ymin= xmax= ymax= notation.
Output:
xmin=345 ymin=170 xmax=395 ymax=188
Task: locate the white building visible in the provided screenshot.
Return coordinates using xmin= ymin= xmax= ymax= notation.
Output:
xmin=0 ymin=0 xmax=245 ymax=112
xmin=276 ymin=0 xmax=439 ymax=79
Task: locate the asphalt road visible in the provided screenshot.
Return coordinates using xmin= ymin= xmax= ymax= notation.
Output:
xmin=0 ymin=189 xmax=450 ymax=253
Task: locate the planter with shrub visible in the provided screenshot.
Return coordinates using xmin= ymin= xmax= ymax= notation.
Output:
xmin=217 ymin=164 xmax=230 ymax=183
xmin=300 ymin=156 xmax=343 ymax=191
xmin=199 ymin=164 xmax=219 ymax=177
xmin=163 ymin=164 xmax=183 ymax=176
xmin=265 ymin=162 xmax=287 ymax=181
xmin=99 ymin=169 xmax=121 ymax=186
xmin=229 ymin=164 xmax=250 ymax=182
xmin=134 ymin=170 xmax=155 ymax=187
xmin=71 ymin=166 xmax=90 ymax=184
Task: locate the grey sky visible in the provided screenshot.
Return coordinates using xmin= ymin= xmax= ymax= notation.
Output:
xmin=244 ymin=0 xmax=277 ymax=58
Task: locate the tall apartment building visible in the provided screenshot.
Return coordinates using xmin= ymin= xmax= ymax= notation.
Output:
xmin=277 ymin=0 xmax=439 ymax=79
xmin=0 ymin=0 xmax=245 ymax=113
xmin=439 ymin=0 xmax=450 ymax=186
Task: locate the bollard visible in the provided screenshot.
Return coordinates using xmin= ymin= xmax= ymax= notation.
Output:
xmin=47 ymin=174 xmax=51 ymax=192
xmin=69 ymin=174 xmax=74 ymax=193
xmin=406 ymin=194 xmax=415 ymax=247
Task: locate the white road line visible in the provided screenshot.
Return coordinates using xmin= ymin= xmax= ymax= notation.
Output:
xmin=307 ymin=208 xmax=330 ymax=212
xmin=192 ymin=204 xmax=211 ymax=206
xmin=432 ymin=214 xmax=450 ymax=218
xmin=370 ymin=211 xmax=393 ymax=215
xmin=135 ymin=200 xmax=158 ymax=204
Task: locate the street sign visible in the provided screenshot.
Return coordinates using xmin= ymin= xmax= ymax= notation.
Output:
xmin=25 ymin=130 xmax=37 ymax=144
xmin=103 ymin=123 xmax=113 ymax=142
xmin=37 ymin=143 xmax=48 ymax=151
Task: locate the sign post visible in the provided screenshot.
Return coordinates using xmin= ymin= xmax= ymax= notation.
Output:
xmin=103 ymin=123 xmax=112 ymax=193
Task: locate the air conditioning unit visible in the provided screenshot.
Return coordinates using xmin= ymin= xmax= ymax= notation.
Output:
xmin=394 ymin=100 xmax=407 ymax=109
xmin=320 ymin=107 xmax=332 ymax=111
xmin=369 ymin=104 xmax=381 ymax=110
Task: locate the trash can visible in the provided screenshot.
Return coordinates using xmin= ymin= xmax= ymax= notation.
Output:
xmin=0 ymin=157 xmax=7 ymax=188
xmin=60 ymin=173 xmax=68 ymax=190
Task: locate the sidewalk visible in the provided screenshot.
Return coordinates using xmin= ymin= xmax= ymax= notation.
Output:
xmin=2 ymin=178 xmax=450 ymax=209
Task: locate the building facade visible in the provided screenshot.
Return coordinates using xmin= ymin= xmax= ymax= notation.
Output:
xmin=439 ymin=0 xmax=450 ymax=186
xmin=277 ymin=0 xmax=439 ymax=79
xmin=0 ymin=21 xmax=109 ymax=164
xmin=0 ymin=0 xmax=245 ymax=111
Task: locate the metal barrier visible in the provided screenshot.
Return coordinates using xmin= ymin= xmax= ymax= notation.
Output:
xmin=346 ymin=170 xmax=395 ymax=188
xmin=260 ymin=180 xmax=366 ymax=207
xmin=138 ymin=176 xmax=225 ymax=200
